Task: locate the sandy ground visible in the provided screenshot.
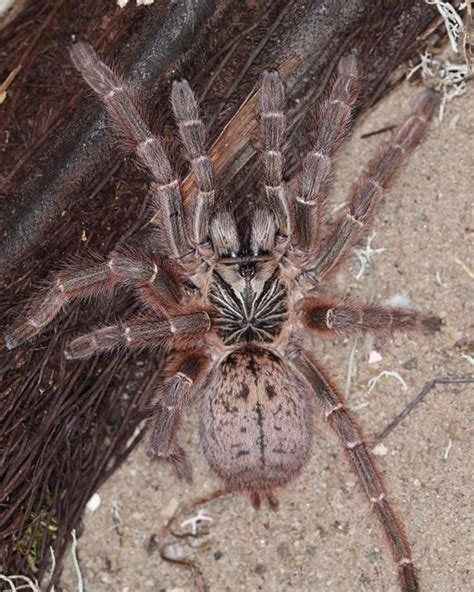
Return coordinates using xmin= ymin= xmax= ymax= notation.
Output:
xmin=60 ymin=80 xmax=473 ymax=592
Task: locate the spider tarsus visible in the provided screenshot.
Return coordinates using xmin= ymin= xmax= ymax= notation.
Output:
xmin=421 ymin=314 xmax=443 ymax=333
xmin=399 ymin=562 xmax=419 ymax=592
xmin=4 ymin=323 xmax=36 ymax=350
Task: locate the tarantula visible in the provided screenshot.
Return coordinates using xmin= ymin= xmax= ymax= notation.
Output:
xmin=5 ymin=42 xmax=439 ymax=591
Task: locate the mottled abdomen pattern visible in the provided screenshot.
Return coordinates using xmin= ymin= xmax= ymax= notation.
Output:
xmin=200 ymin=346 xmax=313 ymax=494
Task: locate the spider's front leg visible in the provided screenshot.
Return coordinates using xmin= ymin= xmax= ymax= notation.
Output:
xmin=291 ymin=348 xmax=419 ymax=592
xmin=260 ymin=70 xmax=291 ymax=246
xmin=4 ymin=251 xmax=181 ymax=349
xmin=146 ymin=350 xmax=211 ymax=481
xmin=292 ymin=55 xmax=360 ymax=257
xmin=304 ymin=89 xmax=438 ymax=284
xmin=171 ymin=80 xmax=215 ymax=257
xmin=70 ymin=42 xmax=191 ymax=261
xmin=301 ymin=299 xmax=441 ymax=336
xmin=64 ymin=309 xmax=211 ymax=359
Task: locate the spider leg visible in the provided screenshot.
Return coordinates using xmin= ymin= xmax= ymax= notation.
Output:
xmin=301 ymin=299 xmax=441 ymax=336
xmin=4 ymin=251 xmax=181 ymax=349
xmin=291 ymin=348 xmax=419 ymax=592
xmin=260 ymin=71 xmax=291 ymax=248
xmin=292 ymin=55 xmax=359 ymax=257
xmin=64 ymin=310 xmax=211 ymax=359
xmin=70 ymin=42 xmax=190 ymax=261
xmin=146 ymin=350 xmax=210 ymax=481
xmin=171 ymin=80 xmax=215 ymax=258
xmin=303 ymin=89 xmax=438 ymax=284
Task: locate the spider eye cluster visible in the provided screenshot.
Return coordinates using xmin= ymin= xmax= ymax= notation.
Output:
xmin=238 ymin=262 xmax=257 ymax=279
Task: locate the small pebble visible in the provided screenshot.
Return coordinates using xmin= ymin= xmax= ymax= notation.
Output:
xmin=372 ymin=443 xmax=388 ymax=456
xmin=86 ymin=493 xmax=101 ymax=512
xmin=386 ymin=293 xmax=411 ymax=308
xmin=254 ymin=563 xmax=267 ymax=575
xmin=146 ymin=534 xmax=158 ymax=555
xmin=368 ymin=350 xmax=383 ymax=364
xmin=163 ymin=543 xmax=184 ymax=560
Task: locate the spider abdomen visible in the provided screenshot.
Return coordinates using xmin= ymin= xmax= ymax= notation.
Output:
xmin=200 ymin=346 xmax=313 ymax=496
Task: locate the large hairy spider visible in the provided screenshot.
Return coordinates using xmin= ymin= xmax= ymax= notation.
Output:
xmin=5 ymin=42 xmax=440 ymax=591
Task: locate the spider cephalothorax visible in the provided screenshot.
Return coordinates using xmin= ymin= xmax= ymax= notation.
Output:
xmin=5 ymin=42 xmax=440 ymax=591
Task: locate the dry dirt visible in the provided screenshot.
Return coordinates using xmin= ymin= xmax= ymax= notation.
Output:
xmin=60 ymin=79 xmax=473 ymax=592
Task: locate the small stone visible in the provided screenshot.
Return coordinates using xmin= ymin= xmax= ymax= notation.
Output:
xmin=214 ymin=550 xmax=223 ymax=560
xmin=163 ymin=543 xmax=184 ymax=560
xmin=86 ymin=493 xmax=101 ymax=512
xmin=372 ymin=443 xmax=388 ymax=456
xmin=386 ymin=293 xmax=411 ymax=308
xmin=146 ymin=534 xmax=158 ymax=555
xmin=254 ymin=563 xmax=267 ymax=575
xmin=305 ymin=544 xmax=317 ymax=557
xmin=368 ymin=350 xmax=383 ymax=364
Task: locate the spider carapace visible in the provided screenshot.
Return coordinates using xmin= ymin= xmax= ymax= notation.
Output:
xmin=5 ymin=41 xmax=440 ymax=591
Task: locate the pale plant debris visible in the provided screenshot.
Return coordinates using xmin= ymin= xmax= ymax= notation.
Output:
xmin=435 ymin=269 xmax=444 ymax=286
xmin=454 ymin=256 xmax=474 ymax=279
xmin=117 ymin=0 xmax=155 ymax=7
xmin=48 ymin=546 xmax=56 ymax=592
xmin=349 ymin=400 xmax=370 ymax=412
xmin=409 ymin=0 xmax=471 ymax=121
xmin=71 ymin=530 xmax=84 ymax=592
xmin=111 ymin=499 xmax=122 ymax=524
xmin=0 ymin=542 xmax=72 ymax=592
xmin=353 ymin=232 xmax=386 ymax=280
xmin=425 ymin=0 xmax=466 ymax=53
xmin=460 ymin=352 xmax=474 ymax=366
xmin=0 ymin=574 xmax=41 ymax=592
xmin=368 ymin=370 xmax=409 ymax=394
xmin=408 ymin=51 xmax=470 ymax=120
xmin=0 ymin=64 xmax=22 ymax=105
xmin=443 ymin=437 xmax=453 ymax=459
xmin=181 ymin=509 xmax=213 ymax=536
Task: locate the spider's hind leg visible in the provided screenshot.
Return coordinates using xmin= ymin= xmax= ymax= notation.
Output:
xmin=146 ymin=350 xmax=211 ymax=482
xmin=292 ymin=349 xmax=419 ymax=592
xmin=305 ymin=89 xmax=438 ymax=283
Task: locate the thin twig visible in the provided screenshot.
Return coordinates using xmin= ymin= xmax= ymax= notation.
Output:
xmin=70 ymin=530 xmax=84 ymax=592
xmin=375 ymin=375 xmax=474 ymax=442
